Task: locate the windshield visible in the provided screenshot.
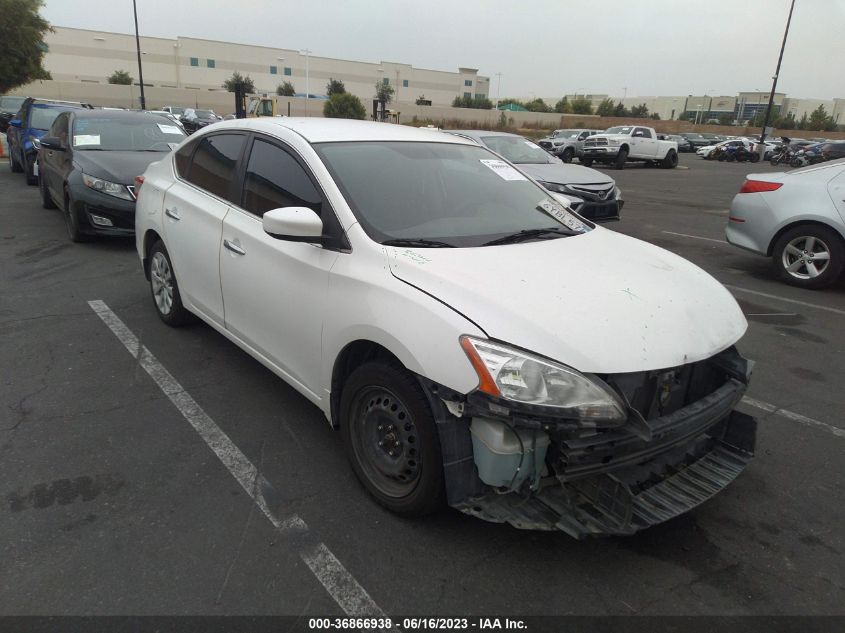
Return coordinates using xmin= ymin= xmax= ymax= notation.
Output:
xmin=72 ymin=117 xmax=186 ymax=151
xmin=604 ymin=126 xmax=633 ymax=135
xmin=553 ymin=130 xmax=580 ymax=139
xmin=481 ymin=136 xmax=552 ymax=164
xmin=30 ymin=107 xmax=65 ymax=131
xmin=314 ymin=141 xmax=589 ymax=248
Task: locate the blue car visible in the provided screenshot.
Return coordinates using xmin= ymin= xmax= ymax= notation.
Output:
xmin=6 ymin=98 xmax=90 ymax=185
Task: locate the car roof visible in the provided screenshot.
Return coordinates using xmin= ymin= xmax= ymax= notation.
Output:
xmin=71 ymin=110 xmax=172 ymax=121
xmin=203 ymin=118 xmax=477 ymax=144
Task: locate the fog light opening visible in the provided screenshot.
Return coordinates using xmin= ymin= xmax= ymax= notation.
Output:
xmin=90 ymin=214 xmax=113 ymax=227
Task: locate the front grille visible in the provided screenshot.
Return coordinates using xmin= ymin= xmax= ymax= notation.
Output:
xmin=565 ymin=183 xmax=615 ymax=201
xmin=584 ymin=138 xmax=608 ymax=147
xmin=538 ymin=141 xmax=552 ymax=149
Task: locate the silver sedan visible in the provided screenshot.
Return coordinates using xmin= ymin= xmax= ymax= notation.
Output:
xmin=726 ymin=158 xmax=845 ymax=289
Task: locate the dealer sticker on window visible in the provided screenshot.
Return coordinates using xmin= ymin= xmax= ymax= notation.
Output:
xmin=480 ymin=159 xmax=527 ymax=181
xmin=73 ymin=135 xmax=100 ymax=146
xmin=537 ymin=198 xmax=586 ymax=232
xmin=157 ymin=124 xmax=183 ymax=135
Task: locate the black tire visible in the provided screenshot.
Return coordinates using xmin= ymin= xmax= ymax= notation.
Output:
xmin=661 ymin=149 xmax=678 ymax=169
xmin=770 ymin=156 xmax=780 ymax=166
xmin=147 ymin=240 xmax=195 ymax=326
xmin=726 ymin=154 xmax=736 ymax=162
xmin=560 ymin=147 xmax=574 ymax=163
xmin=749 ymin=152 xmax=760 ymax=163
xmin=25 ymin=154 xmax=38 ymax=185
xmin=790 ymin=158 xmax=802 ymax=168
xmin=717 ymin=153 xmax=726 ymax=162
xmin=340 ymin=361 xmax=445 ymax=517
xmin=9 ymin=149 xmax=23 ymax=173
xmin=579 ymin=157 xmax=593 ymax=167
xmin=39 ymin=172 xmax=56 ymax=209
xmin=614 ymin=148 xmax=628 ymax=170
xmin=771 ymin=225 xmax=844 ymax=289
xmin=64 ymin=188 xmax=90 ymax=243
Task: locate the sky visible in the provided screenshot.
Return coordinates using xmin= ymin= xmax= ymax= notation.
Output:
xmin=40 ymin=0 xmax=845 ymax=100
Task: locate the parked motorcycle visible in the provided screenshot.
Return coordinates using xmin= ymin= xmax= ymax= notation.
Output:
xmin=718 ymin=144 xmax=759 ymax=163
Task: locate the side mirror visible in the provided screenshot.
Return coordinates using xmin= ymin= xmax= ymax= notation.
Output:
xmin=9 ymin=119 xmax=21 ymax=128
xmin=263 ymin=206 xmax=324 ymax=243
xmin=40 ymin=136 xmax=64 ymax=151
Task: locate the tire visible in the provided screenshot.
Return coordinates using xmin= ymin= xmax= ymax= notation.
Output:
xmin=770 ymin=157 xmax=780 ymax=166
xmin=771 ymin=225 xmax=844 ymax=289
xmin=750 ymin=152 xmax=760 ymax=163
xmin=64 ymin=188 xmax=89 ymax=243
xmin=25 ymin=154 xmax=38 ymax=185
xmin=39 ymin=172 xmax=56 ymax=209
xmin=614 ymin=148 xmax=628 ymax=170
xmin=148 ymin=240 xmax=195 ymax=326
xmin=560 ymin=147 xmax=574 ymax=163
xmin=790 ymin=158 xmax=802 ymax=168
xmin=726 ymin=154 xmax=736 ymax=162
xmin=660 ymin=149 xmax=678 ymax=169
xmin=579 ymin=157 xmax=593 ymax=167
xmin=340 ymin=361 xmax=445 ymax=517
xmin=9 ymin=148 xmax=23 ymax=173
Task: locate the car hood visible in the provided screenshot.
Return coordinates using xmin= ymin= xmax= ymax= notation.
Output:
xmin=74 ymin=150 xmax=170 ymax=184
xmin=517 ymin=162 xmax=614 ymax=186
xmin=387 ymin=228 xmax=746 ymax=374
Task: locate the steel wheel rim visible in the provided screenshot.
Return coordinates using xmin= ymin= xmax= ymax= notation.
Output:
xmin=150 ymin=252 xmax=174 ymax=315
xmin=349 ymin=386 xmax=421 ymax=498
xmin=782 ymin=235 xmax=831 ymax=280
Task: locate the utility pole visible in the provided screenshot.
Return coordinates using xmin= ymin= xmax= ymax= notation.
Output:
xmin=495 ymin=72 xmax=503 ymax=110
xmin=301 ymin=48 xmax=312 ymax=115
xmin=760 ymin=0 xmax=797 ymax=147
xmin=132 ymin=0 xmax=146 ymax=109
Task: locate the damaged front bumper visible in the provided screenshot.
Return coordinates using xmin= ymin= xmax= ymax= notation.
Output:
xmin=423 ymin=347 xmax=757 ymax=539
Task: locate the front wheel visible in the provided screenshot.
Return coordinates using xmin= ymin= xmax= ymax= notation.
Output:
xmin=340 ymin=362 xmax=445 ymax=517
xmin=772 ymin=225 xmax=844 ymax=289
xmin=614 ymin=148 xmax=628 ymax=170
xmin=661 ymin=149 xmax=678 ymax=169
xmin=560 ymin=147 xmax=574 ymax=163
xmin=148 ymin=241 xmax=194 ymax=326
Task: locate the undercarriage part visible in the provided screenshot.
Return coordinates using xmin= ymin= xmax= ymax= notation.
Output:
xmin=456 ymin=410 xmax=756 ymax=538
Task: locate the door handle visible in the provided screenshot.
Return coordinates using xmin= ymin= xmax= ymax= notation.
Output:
xmin=165 ymin=207 xmax=181 ymax=221
xmin=223 ymin=239 xmax=246 ymax=255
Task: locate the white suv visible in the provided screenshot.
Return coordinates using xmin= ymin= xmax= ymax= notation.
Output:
xmin=135 ymin=118 xmax=756 ymax=538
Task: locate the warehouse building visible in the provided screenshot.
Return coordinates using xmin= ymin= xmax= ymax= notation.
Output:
xmin=40 ymin=26 xmax=490 ymax=107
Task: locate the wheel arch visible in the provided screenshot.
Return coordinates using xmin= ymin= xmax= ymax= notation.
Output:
xmin=767 ymin=219 xmax=845 ymax=257
xmin=142 ymin=229 xmax=164 ymax=280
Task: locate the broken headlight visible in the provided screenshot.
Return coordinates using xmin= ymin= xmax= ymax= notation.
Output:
xmin=460 ymin=336 xmax=627 ymax=424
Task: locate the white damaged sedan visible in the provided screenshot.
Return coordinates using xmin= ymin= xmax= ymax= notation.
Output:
xmin=135 ymin=118 xmax=756 ymax=538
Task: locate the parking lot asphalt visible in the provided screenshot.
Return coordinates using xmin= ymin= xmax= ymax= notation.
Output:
xmin=1 ymin=153 xmax=843 ymax=618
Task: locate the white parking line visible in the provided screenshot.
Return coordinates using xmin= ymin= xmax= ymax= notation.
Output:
xmin=88 ymin=300 xmax=395 ymax=625
xmin=661 ymin=230 xmax=727 ymax=244
xmin=725 ymin=285 xmax=845 ymax=317
xmin=741 ymin=396 xmax=845 ymax=439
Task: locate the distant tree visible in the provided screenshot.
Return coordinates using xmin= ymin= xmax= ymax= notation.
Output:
xmin=554 ymin=96 xmax=571 ymax=113
xmin=649 ymin=112 xmax=661 ymax=120
xmin=718 ymin=114 xmax=733 ymax=125
xmin=808 ymin=104 xmax=837 ymax=131
xmin=797 ymin=113 xmax=809 ymax=130
xmin=473 ymin=95 xmax=493 ymax=109
xmin=613 ymin=102 xmax=628 ymax=117
xmin=498 ymin=98 xmax=524 ymax=110
xmin=630 ymin=103 xmax=649 ymax=117
xmin=524 ymin=98 xmax=551 ymax=113
xmin=777 ymin=112 xmax=796 ymax=130
xmin=107 ymin=69 xmax=132 ymax=85
xmin=570 ymin=97 xmax=593 ymax=115
xmin=323 ymin=93 xmax=366 ymax=119
xmin=0 ymin=0 xmax=53 ymax=93
xmin=277 ymin=81 xmax=295 ymax=96
xmin=451 ymin=96 xmax=462 ymax=108
xmin=222 ymin=71 xmax=255 ymax=93
xmin=326 ymin=78 xmax=345 ymax=96
xmin=375 ymin=80 xmax=394 ymax=105
xmin=497 ymin=111 xmax=508 ymax=128
xmin=596 ymin=98 xmax=615 ymax=117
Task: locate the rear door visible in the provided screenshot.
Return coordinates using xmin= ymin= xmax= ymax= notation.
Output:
xmin=634 ymin=127 xmax=658 ymax=157
xmin=162 ymin=132 xmax=247 ymax=326
xmin=829 ymin=168 xmax=845 ymax=225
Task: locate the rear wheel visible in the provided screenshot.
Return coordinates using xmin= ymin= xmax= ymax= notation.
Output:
xmin=661 ymin=149 xmax=678 ymax=169
xmin=148 ymin=240 xmax=194 ymax=326
xmin=560 ymin=147 xmax=574 ymax=163
xmin=772 ymin=225 xmax=844 ymax=289
xmin=614 ymin=148 xmax=628 ymax=170
xmin=749 ymin=152 xmax=760 ymax=163
xmin=340 ymin=362 xmax=445 ymax=517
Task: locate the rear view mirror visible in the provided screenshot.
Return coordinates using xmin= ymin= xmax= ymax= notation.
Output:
xmin=263 ymin=206 xmax=324 ymax=243
xmin=9 ymin=119 xmax=21 ymax=128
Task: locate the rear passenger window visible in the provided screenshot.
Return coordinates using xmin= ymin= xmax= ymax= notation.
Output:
xmin=184 ymin=134 xmax=246 ymax=202
xmin=242 ymin=139 xmax=322 ymax=217
xmin=174 ymin=139 xmax=198 ymax=178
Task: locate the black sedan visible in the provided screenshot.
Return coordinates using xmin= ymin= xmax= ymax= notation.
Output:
xmin=179 ymin=108 xmax=221 ymax=134
xmin=36 ymin=110 xmax=186 ymax=241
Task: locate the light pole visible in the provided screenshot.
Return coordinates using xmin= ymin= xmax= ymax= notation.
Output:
xmin=495 ymin=72 xmax=502 ymax=110
xmin=132 ymin=0 xmax=145 ymax=109
xmin=760 ymin=0 xmax=796 ymax=145
xmin=300 ymin=48 xmax=312 ymax=115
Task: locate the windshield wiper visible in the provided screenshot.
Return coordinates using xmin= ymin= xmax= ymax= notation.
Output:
xmin=382 ymin=238 xmax=455 ymax=248
xmin=483 ymin=227 xmax=572 ymax=246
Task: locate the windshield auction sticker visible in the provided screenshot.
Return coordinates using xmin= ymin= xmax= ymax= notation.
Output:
xmin=480 ymin=159 xmax=527 ymax=181
xmin=537 ymin=198 xmax=586 ymax=232
xmin=73 ymin=135 xmax=100 ymax=146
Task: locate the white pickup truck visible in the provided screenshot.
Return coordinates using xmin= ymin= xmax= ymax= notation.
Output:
xmin=580 ymin=125 xmax=679 ymax=169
